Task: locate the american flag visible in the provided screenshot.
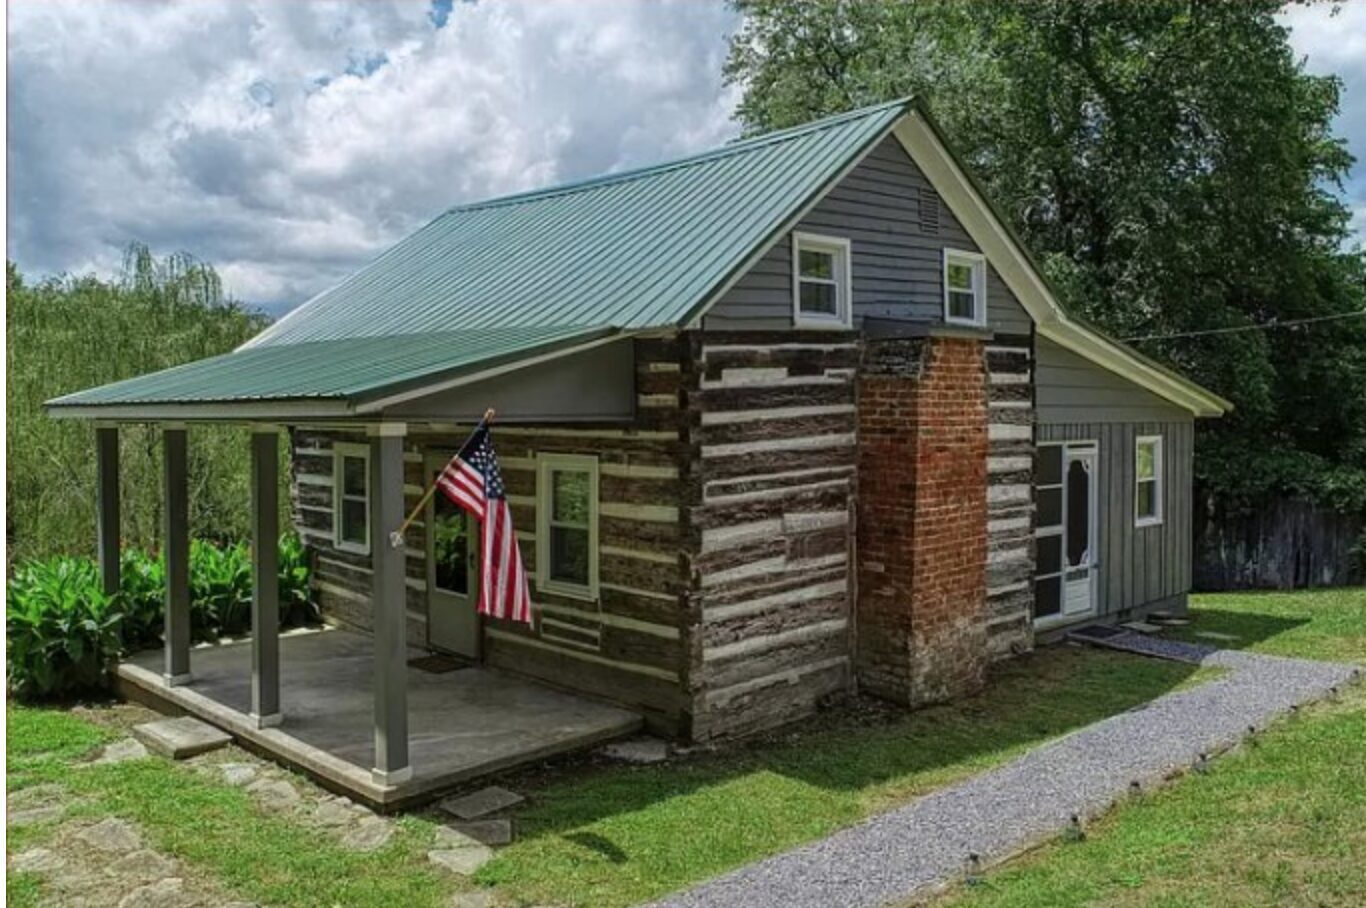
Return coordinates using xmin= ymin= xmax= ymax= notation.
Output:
xmin=435 ymin=423 xmax=532 ymax=624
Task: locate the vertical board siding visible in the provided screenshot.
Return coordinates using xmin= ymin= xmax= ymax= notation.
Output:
xmin=1037 ymin=419 xmax=1193 ymax=614
xmin=290 ymin=337 xmax=694 ymax=736
xmin=704 ymin=135 xmax=1032 ymax=335
xmin=686 ymin=329 xmax=860 ymax=740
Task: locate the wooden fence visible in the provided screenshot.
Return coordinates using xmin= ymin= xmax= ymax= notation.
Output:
xmin=1193 ymin=491 xmax=1364 ymax=590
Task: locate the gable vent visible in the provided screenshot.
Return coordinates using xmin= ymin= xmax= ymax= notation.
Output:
xmin=919 ymin=186 xmax=941 ymax=234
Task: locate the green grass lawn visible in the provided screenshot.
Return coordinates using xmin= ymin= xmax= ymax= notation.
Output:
xmin=7 ymin=643 xmax=1197 ymax=907
xmin=939 ymin=587 xmax=1366 ymax=908
xmin=7 ymin=588 xmax=1361 ymax=908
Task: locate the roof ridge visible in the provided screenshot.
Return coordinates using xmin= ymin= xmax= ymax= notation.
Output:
xmin=445 ymin=97 xmax=913 ymax=215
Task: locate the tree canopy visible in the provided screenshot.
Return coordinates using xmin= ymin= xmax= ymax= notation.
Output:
xmin=726 ymin=0 xmax=1366 ymax=510
xmin=6 ymin=246 xmax=270 ymax=564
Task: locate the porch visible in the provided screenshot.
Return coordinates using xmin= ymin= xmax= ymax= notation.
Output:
xmin=117 ymin=627 xmax=642 ymax=809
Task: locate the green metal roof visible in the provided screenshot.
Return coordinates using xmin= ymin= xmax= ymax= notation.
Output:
xmin=50 ymin=98 xmax=912 ymax=414
xmin=48 ymin=324 xmax=610 ymax=410
xmin=249 ymin=98 xmax=911 ymax=347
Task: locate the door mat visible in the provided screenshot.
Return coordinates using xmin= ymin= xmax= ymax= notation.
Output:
xmin=408 ymin=653 xmax=469 ymax=674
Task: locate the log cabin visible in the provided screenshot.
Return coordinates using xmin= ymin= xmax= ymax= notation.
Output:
xmin=49 ymin=98 xmax=1231 ymax=806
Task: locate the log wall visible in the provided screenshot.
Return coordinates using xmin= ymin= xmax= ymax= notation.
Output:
xmin=682 ymin=330 xmax=860 ymax=740
xmin=290 ymin=336 xmax=695 ymax=736
xmin=984 ymin=333 xmax=1036 ymax=658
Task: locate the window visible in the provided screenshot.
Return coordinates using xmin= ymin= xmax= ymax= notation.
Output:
xmin=333 ymin=443 xmax=370 ymax=554
xmin=792 ymin=232 xmax=852 ymax=328
xmin=1135 ymin=435 xmax=1163 ymax=527
xmin=943 ymin=249 xmax=987 ymax=327
xmin=536 ymin=453 xmax=599 ymax=600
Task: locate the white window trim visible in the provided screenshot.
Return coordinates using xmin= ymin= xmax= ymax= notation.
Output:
xmin=1135 ymin=435 xmax=1164 ymax=528
xmin=943 ymin=248 xmax=988 ymax=327
xmin=535 ymin=452 xmax=600 ymax=602
xmin=791 ymin=231 xmax=853 ymax=329
xmin=332 ymin=442 xmax=371 ymax=555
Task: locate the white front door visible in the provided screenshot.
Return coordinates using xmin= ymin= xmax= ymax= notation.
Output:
xmin=1061 ymin=446 xmax=1098 ymax=616
xmin=425 ymin=454 xmax=481 ymax=658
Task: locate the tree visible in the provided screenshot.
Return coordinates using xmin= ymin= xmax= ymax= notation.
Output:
xmin=726 ymin=0 xmax=1366 ymax=510
xmin=6 ymin=246 xmax=272 ymax=564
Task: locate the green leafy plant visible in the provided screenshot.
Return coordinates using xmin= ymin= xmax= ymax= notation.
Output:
xmin=6 ymin=538 xmax=315 ymax=699
xmin=189 ymin=539 xmax=252 ymax=638
xmin=277 ymin=533 xmax=317 ymax=627
xmin=6 ymin=557 xmax=123 ymax=698
xmin=118 ymin=548 xmax=165 ymax=650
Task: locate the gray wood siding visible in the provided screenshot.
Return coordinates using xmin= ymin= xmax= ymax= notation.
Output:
xmin=704 ymin=135 xmax=1032 ymax=335
xmin=1036 ymin=337 xmax=1188 ymax=424
xmin=1037 ymin=420 xmax=1193 ymax=614
xmin=384 ymin=338 xmax=635 ymax=421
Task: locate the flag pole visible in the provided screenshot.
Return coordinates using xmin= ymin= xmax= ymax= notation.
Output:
xmin=388 ymin=408 xmax=495 ymax=549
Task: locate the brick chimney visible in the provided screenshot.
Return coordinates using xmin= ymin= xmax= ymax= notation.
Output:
xmin=855 ymin=334 xmax=990 ymax=706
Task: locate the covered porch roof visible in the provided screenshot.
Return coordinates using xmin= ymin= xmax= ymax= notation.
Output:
xmin=45 ymin=324 xmax=620 ymax=422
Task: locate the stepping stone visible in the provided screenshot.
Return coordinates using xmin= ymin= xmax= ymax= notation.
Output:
xmin=428 ymin=845 xmax=495 ymax=876
xmin=1120 ymin=621 xmax=1164 ymax=634
xmin=311 ymin=799 xmax=358 ymax=828
xmin=8 ymin=783 xmax=66 ymax=810
xmin=133 ymin=717 xmax=231 ymax=760
xmin=117 ymin=876 xmax=194 ymax=908
xmin=450 ymin=891 xmax=495 ymax=908
xmin=8 ymin=805 xmax=64 ymax=827
xmin=439 ymin=786 xmax=524 ymax=820
xmin=1149 ymin=617 xmax=1190 ymax=626
xmin=92 ymin=738 xmax=150 ymax=765
xmin=218 ymin=763 xmax=258 ymax=787
xmin=108 ymin=849 xmax=180 ymax=883
xmin=246 ymin=778 xmax=301 ymax=811
xmin=10 ymin=846 xmax=65 ymax=874
xmin=1195 ymin=631 xmax=1241 ymax=642
xmin=341 ymin=816 xmax=393 ymax=852
xmin=76 ymin=817 xmax=143 ymax=854
xmin=433 ymin=826 xmax=487 ymax=850
xmin=447 ymin=819 xmax=514 ymax=846
xmin=600 ymin=737 xmax=670 ymax=764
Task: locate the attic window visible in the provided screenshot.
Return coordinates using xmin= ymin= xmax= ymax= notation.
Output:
xmin=792 ymin=232 xmax=852 ymax=329
xmin=943 ymin=248 xmax=987 ymax=327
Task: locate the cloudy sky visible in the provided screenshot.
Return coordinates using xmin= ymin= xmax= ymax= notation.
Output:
xmin=7 ymin=1 xmax=1366 ymax=315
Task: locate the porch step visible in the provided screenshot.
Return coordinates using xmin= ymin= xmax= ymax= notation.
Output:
xmin=439 ymin=785 xmax=524 ymax=820
xmin=132 ymin=716 xmax=232 ymax=759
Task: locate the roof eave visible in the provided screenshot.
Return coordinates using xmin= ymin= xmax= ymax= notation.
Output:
xmin=893 ymin=103 xmax=1231 ymax=418
xmin=44 ymin=398 xmax=357 ymax=423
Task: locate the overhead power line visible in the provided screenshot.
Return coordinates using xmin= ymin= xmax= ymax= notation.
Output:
xmin=1122 ymin=309 xmax=1366 ymax=342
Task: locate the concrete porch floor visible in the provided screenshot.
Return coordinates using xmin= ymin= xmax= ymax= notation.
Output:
xmin=116 ymin=627 xmax=642 ymax=810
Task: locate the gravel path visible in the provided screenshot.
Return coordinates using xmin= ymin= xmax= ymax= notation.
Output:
xmin=650 ymin=648 xmax=1359 ymax=908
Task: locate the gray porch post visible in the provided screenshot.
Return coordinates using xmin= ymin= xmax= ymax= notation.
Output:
xmin=250 ymin=427 xmax=281 ymax=727
xmin=95 ymin=424 xmax=121 ymax=597
xmin=162 ymin=426 xmax=191 ymax=685
xmin=370 ymin=423 xmax=411 ymax=785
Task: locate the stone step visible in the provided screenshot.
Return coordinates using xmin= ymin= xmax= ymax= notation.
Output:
xmin=132 ymin=717 xmax=231 ymax=759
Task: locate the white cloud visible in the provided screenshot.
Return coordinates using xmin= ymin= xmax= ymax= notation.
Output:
xmin=1281 ymin=1 xmax=1366 ymax=240
xmin=7 ymin=0 xmax=742 ymax=310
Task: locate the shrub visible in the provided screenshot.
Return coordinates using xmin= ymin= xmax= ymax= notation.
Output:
xmin=278 ymin=533 xmax=317 ymax=627
xmin=190 ymin=539 xmax=252 ymax=639
xmin=6 ymin=535 xmax=314 ymax=699
xmin=118 ymin=548 xmax=165 ymax=650
xmin=6 ymin=557 xmax=123 ymax=698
